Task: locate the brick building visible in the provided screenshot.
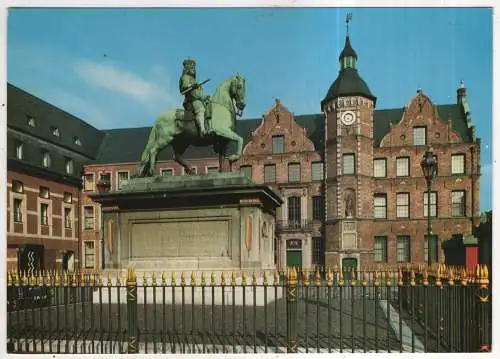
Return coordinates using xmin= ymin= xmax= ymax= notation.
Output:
xmin=6 ymin=84 xmax=104 ymax=271
xmin=7 ymin=30 xmax=481 ymax=271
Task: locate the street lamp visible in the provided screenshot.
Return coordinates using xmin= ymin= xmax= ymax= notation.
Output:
xmin=420 ymin=150 xmax=437 ymax=265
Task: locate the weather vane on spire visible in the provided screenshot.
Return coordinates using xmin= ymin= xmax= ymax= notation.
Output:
xmin=346 ymin=12 xmax=353 ymax=35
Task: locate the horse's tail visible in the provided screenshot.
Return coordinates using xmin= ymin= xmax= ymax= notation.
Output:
xmin=140 ymin=124 xmax=158 ymax=164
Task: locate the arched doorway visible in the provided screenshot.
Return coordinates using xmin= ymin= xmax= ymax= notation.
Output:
xmin=286 ymin=239 xmax=302 ymax=268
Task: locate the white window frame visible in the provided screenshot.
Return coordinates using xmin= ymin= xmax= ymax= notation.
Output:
xmin=413 ymin=127 xmax=427 ymax=146
xmin=451 ymin=154 xmax=465 ymax=174
xmin=83 ymin=241 xmax=96 ymax=269
xmin=272 ymin=135 xmax=284 ymax=154
xmin=15 ymin=142 xmax=23 ymax=160
xmin=373 ymin=158 xmax=387 ymax=178
xmin=84 ymin=173 xmax=95 ymax=192
xmin=83 ymin=205 xmax=95 ymax=230
xmin=161 ymin=168 xmax=175 ymax=177
xmin=373 ymin=195 xmax=387 ymax=219
xmin=396 ymin=193 xmax=410 ymax=218
xmin=396 ymin=157 xmax=410 ymax=177
xmin=116 ymin=170 xmax=130 ymax=189
xmin=452 ymin=190 xmax=466 ymax=217
xmin=311 ymin=162 xmax=324 ymax=181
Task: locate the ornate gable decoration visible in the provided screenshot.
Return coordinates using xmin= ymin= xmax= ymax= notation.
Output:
xmin=243 ymin=99 xmax=316 ymax=155
xmin=379 ymin=89 xmax=463 ymax=147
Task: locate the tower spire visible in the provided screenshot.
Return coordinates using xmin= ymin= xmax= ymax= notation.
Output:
xmin=346 ymin=12 xmax=352 ymax=36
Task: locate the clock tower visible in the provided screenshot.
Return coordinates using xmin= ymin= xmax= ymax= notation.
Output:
xmin=321 ymin=16 xmax=377 ymax=271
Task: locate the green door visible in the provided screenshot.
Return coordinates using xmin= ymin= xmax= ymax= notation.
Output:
xmin=342 ymin=257 xmax=358 ymax=281
xmin=286 ymin=251 xmax=302 ymax=269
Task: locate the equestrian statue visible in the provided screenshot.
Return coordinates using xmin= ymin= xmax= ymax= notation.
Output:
xmin=137 ymin=58 xmax=246 ymax=178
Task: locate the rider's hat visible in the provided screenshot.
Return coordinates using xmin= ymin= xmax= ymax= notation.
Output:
xmin=183 ymin=57 xmax=196 ymax=68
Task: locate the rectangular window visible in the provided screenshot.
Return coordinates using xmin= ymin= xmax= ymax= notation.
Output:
xmin=288 ymin=163 xmax=301 ymax=183
xmin=207 ymin=166 xmax=219 ymax=175
xmin=272 ymin=135 xmax=284 ymax=154
xmin=12 ymin=180 xmax=24 ymax=193
xmin=452 ymin=154 xmax=465 ymax=174
xmin=100 ymin=172 xmax=111 ymax=183
xmin=264 ymin=164 xmax=276 ymax=183
xmin=452 ymin=190 xmax=466 ymax=217
xmin=84 ymin=173 xmax=95 ymax=191
xmin=413 ymin=127 xmax=427 ymax=146
xmin=343 ymin=154 xmax=355 ymax=175
xmin=182 ymin=167 xmax=197 ymax=175
xmin=373 ymin=158 xmax=387 ymax=178
xmin=374 ymin=236 xmax=388 ymax=262
xmin=311 ymin=162 xmax=324 ymax=181
xmin=40 ymin=203 xmax=49 ymax=225
xmin=397 ymin=235 xmax=411 ymax=262
xmin=396 ymin=157 xmax=410 ymax=177
xmin=13 ymin=198 xmax=22 ymax=223
xmin=39 ymin=186 xmax=50 ymax=199
xmin=373 ymin=194 xmax=387 ymax=219
xmin=65 ymin=158 xmax=74 ymax=174
xmin=396 ymin=193 xmax=410 ymax=218
xmin=240 ymin=165 xmax=252 ymax=179
xmin=84 ymin=206 xmax=95 ymax=230
xmin=161 ymin=168 xmax=174 ymax=177
xmin=312 ymin=237 xmax=325 ymax=266
xmin=312 ymin=196 xmax=324 ymax=221
xmin=64 ymin=207 xmax=72 ymax=229
xmin=287 ymin=196 xmax=301 ymax=224
xmin=423 ymin=191 xmax=437 ymax=217
xmin=117 ymin=171 xmax=129 ymax=189
xmin=424 ymin=235 xmax=438 ymax=263
xmin=63 ymin=192 xmax=72 ymax=204
xmin=15 ymin=141 xmax=23 ymax=160
xmin=84 ymin=241 xmax=95 ymax=269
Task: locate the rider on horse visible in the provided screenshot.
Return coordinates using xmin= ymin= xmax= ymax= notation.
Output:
xmin=179 ymin=58 xmax=212 ymax=136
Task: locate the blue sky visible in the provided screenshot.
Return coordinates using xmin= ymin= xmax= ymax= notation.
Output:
xmin=7 ymin=7 xmax=493 ymax=210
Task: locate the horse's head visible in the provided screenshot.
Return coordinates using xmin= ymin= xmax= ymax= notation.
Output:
xmin=230 ymin=73 xmax=246 ymax=116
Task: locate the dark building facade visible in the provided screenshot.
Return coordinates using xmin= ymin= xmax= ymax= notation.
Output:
xmin=7 ymin=31 xmax=481 ymax=271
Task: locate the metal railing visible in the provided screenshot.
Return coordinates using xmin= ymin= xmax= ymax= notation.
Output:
xmin=276 ymin=220 xmax=315 ymax=231
xmin=6 ymin=264 xmax=490 ymax=354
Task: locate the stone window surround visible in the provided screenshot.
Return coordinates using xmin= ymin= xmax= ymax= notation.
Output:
xmin=83 ymin=240 xmax=96 ymax=269
xmin=373 ymin=194 xmax=387 ymax=219
xmin=452 ymin=190 xmax=466 ymax=217
xmin=38 ymin=197 xmax=52 ymax=236
xmin=10 ymin=191 xmax=27 ymax=231
xmin=413 ymin=126 xmax=427 ymax=146
xmin=396 ymin=235 xmax=411 ymax=262
xmin=342 ymin=153 xmax=355 ymax=175
xmin=451 ymin=153 xmax=466 ymax=175
xmin=116 ymin=170 xmax=130 ymax=189
xmin=84 ymin=173 xmax=95 ymax=192
xmin=160 ymin=167 xmax=175 ymax=176
xmin=63 ymin=202 xmax=75 ymax=232
xmin=206 ymin=166 xmax=219 ymax=174
xmin=396 ymin=192 xmax=410 ymax=218
xmin=83 ymin=205 xmax=96 ymax=231
xmin=272 ymin=135 xmax=284 ymax=154
xmin=373 ymin=158 xmax=387 ymax=178
xmin=396 ymin=156 xmax=410 ymax=177
xmin=311 ymin=162 xmax=324 ymax=181
xmin=15 ymin=141 xmax=23 ymax=160
xmin=182 ymin=166 xmax=197 ymax=175
xmin=374 ymin=236 xmax=388 ymax=262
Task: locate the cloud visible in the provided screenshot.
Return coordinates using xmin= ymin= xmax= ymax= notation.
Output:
xmin=73 ymin=60 xmax=177 ymax=108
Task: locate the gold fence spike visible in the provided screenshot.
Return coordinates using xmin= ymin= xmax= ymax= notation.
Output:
xmin=410 ymin=270 xmax=416 ymax=286
xmin=7 ymin=271 xmax=12 ymax=286
xmin=242 ymin=272 xmax=247 ymax=286
xmin=190 ymin=272 xmax=196 ymax=286
xmin=116 ymin=272 xmax=121 ymax=286
xmin=303 ymin=269 xmax=310 ymax=286
xmin=273 ymin=271 xmax=279 ymax=285
xmin=373 ymin=270 xmax=380 ymax=287
xmin=422 ymin=269 xmax=429 ymax=286
xmin=461 ymin=268 xmax=468 ymax=286
xmin=448 ymin=268 xmax=454 ymax=285
xmin=161 ymin=272 xmax=166 ymax=285
xmin=180 ymin=272 xmax=186 ymax=286
xmin=362 ymin=270 xmax=368 ymax=286
xmin=107 ymin=271 xmax=112 ymax=286
xmin=252 ymin=271 xmax=257 ymax=286
xmin=328 ymin=268 xmax=335 ymax=287
xmin=315 ymin=268 xmax=321 ymax=286
xmin=263 ymin=271 xmax=268 ymax=285
xmin=152 ymin=272 xmax=157 ymax=286
xmin=221 ymin=272 xmax=226 ymax=285
xmin=201 ymin=272 xmax=206 ymax=286
xmin=171 ymin=272 xmax=176 ymax=286
xmin=231 ymin=272 xmax=237 ymax=285
xmin=211 ymin=272 xmax=216 ymax=285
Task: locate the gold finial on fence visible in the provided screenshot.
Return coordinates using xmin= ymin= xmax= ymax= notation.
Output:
xmin=481 ymin=264 xmax=489 ymax=285
xmin=461 ymin=268 xmax=468 ymax=286
xmin=221 ymin=272 xmax=226 ymax=285
xmin=263 ymin=271 xmax=268 ymax=285
xmin=397 ymin=267 xmax=403 ymax=286
xmin=211 ymin=272 xmax=216 ymax=285
xmin=410 ymin=270 xmax=416 ymax=286
xmin=338 ymin=267 xmax=344 ymax=287
xmin=422 ymin=268 xmax=429 ymax=286
xmin=448 ymin=268 xmax=454 ymax=285
xmin=327 ymin=268 xmax=334 ymax=287
xmin=373 ymin=270 xmax=379 ymax=287
xmin=315 ymin=268 xmax=321 ymax=286
xmin=231 ymin=272 xmax=237 ymax=285
xmin=106 ymin=271 xmax=112 ymax=287
xmin=252 ymin=271 xmax=257 ymax=286
xmin=362 ymin=269 xmax=368 ymax=286
xmin=190 ymin=272 xmax=196 ymax=286
xmin=201 ymin=272 xmax=206 ymax=286
xmin=7 ymin=271 xmax=12 ymax=286
xmin=435 ymin=265 xmax=442 ymax=287
xmin=142 ymin=272 xmax=148 ymax=286
xmin=54 ymin=271 xmax=60 ymax=287
xmin=127 ymin=267 xmax=136 ymax=284
xmin=36 ymin=271 xmax=42 ymax=286
xmin=171 ymin=272 xmax=176 ymax=286
xmin=287 ymin=267 xmax=298 ymax=285
xmin=116 ymin=272 xmax=122 ymax=286
xmin=274 ymin=271 xmax=279 ymax=285
xmin=303 ymin=269 xmax=310 ymax=286
xmin=180 ymin=272 xmax=186 ymax=286
xmin=152 ymin=272 xmax=157 ymax=286
xmin=242 ymin=272 xmax=247 ymax=286
xmin=161 ymin=272 xmax=166 ymax=285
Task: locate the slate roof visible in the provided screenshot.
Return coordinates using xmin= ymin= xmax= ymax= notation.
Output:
xmin=91 ymin=105 xmax=471 ymax=164
xmin=339 ymin=35 xmax=357 ymax=60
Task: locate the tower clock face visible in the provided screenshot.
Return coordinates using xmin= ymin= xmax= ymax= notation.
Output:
xmin=341 ymin=111 xmax=356 ymax=126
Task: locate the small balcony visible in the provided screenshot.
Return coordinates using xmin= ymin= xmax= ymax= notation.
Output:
xmin=276 ymin=219 xmax=315 ymax=232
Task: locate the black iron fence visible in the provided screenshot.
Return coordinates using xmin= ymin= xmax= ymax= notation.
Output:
xmin=6 ymin=264 xmax=490 ymax=354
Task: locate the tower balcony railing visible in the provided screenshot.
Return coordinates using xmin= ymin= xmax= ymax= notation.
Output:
xmin=276 ymin=219 xmax=316 ymax=231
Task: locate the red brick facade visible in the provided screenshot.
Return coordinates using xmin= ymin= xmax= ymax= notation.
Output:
xmin=7 ymin=170 xmax=80 ymax=271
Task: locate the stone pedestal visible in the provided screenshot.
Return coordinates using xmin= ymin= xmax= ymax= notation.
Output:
xmin=90 ymin=172 xmax=282 ymax=272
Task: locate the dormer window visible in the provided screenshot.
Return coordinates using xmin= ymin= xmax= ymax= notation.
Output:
xmin=42 ymin=152 xmax=51 ymax=168
xmin=73 ymin=136 xmax=81 ymax=146
xmin=65 ymin=158 xmax=74 ymax=174
xmin=27 ymin=117 xmax=36 ymax=128
xmin=51 ymin=126 xmax=60 ymax=137
xmin=15 ymin=141 xmax=23 ymax=160
xmin=39 ymin=186 xmax=50 ymax=199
